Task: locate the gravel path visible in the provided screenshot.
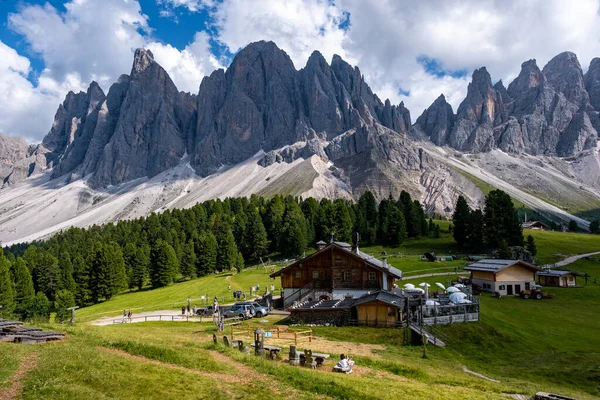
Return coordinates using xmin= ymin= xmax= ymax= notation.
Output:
xmin=544 ymin=251 xmax=600 ymax=268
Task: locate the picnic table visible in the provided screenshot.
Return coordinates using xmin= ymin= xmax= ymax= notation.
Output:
xmin=300 ymin=351 xmax=330 ymax=367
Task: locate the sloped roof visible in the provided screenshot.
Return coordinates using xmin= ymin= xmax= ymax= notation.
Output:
xmin=464 ymin=259 xmax=540 ymax=273
xmin=292 ymin=290 xmax=405 ymax=310
xmin=351 ymin=290 xmax=405 ymax=307
xmin=270 ymin=242 xmax=402 ymax=278
xmin=536 ymin=269 xmax=575 ymax=277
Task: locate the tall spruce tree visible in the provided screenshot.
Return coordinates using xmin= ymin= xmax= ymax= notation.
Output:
xmin=72 ymin=254 xmax=91 ymax=306
xmin=243 ymin=210 xmax=268 ymax=262
xmin=263 ymin=196 xmax=285 ymax=251
xmin=469 ymin=209 xmax=485 ymax=252
xmin=54 ymin=289 xmax=76 ymax=322
xmin=196 ymin=231 xmax=217 ymax=276
xmin=150 ymin=240 xmax=179 ymax=288
xmin=29 ymin=249 xmax=61 ymax=301
xmin=29 ymin=292 xmax=50 ymax=321
xmin=590 ymin=220 xmax=600 ymax=234
xmin=123 ymin=243 xmax=138 ymax=290
xmin=180 ymin=240 xmax=197 ymax=279
xmin=356 ymin=191 xmax=378 ymax=245
xmin=0 ymin=253 xmax=15 ymax=317
xmin=12 ymin=258 xmax=34 ymax=311
xmin=452 ymin=196 xmax=471 ymax=247
xmin=484 ymin=190 xmax=523 ymax=248
xmin=106 ymin=242 xmax=128 ymax=297
xmin=525 ymin=235 xmax=537 ymax=257
xmin=132 ymin=245 xmax=150 ymax=290
xmin=216 ymin=229 xmax=238 ymax=271
xmin=332 ymin=199 xmax=353 ymax=242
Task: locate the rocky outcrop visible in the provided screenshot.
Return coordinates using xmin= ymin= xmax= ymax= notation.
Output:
xmin=90 ymin=49 xmax=191 ymax=187
xmin=0 ymin=133 xmax=30 ymax=182
xmin=413 ymin=94 xmax=454 ymax=145
xmin=427 ymin=53 xmax=598 ymax=156
xmin=584 ymin=58 xmax=600 ymax=110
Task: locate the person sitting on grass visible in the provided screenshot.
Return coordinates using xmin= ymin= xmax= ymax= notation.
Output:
xmin=335 ymin=354 xmax=354 ymax=374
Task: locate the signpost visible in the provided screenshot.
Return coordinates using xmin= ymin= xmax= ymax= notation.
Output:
xmin=67 ymin=306 xmax=79 ymax=326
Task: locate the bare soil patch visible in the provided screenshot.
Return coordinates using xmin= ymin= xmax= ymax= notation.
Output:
xmin=0 ymin=353 xmax=39 ymax=400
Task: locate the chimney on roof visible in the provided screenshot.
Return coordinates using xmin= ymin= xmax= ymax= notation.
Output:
xmin=351 ymin=232 xmax=360 ymax=254
xmin=381 ymin=251 xmax=388 ymax=269
xmin=316 ymin=240 xmax=326 ymax=250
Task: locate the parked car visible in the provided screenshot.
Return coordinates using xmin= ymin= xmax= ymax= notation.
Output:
xmin=196 ymin=306 xmax=214 ymax=316
xmin=235 ymin=302 xmax=269 ymax=318
xmin=222 ymin=304 xmax=255 ymax=319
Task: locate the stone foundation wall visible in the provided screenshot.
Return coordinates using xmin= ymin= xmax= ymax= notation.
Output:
xmin=289 ymin=309 xmax=346 ymax=326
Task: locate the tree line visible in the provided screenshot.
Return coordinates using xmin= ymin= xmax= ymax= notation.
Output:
xmin=0 ymin=191 xmax=440 ymax=318
xmin=452 ymin=190 xmax=538 ymax=257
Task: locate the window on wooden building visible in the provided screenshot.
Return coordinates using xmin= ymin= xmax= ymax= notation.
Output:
xmin=343 ymin=271 xmax=352 ymax=281
xmin=295 ymin=271 xmax=302 ymax=278
xmin=499 ymin=285 xmax=505 ymax=290
xmin=312 ymin=271 xmax=319 ymax=279
xmin=368 ymin=272 xmax=376 ymax=281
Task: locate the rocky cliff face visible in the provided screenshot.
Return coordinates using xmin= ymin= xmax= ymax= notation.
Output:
xmin=430 ymin=52 xmax=599 ymax=156
xmin=2 ymin=42 xmax=599 ymax=217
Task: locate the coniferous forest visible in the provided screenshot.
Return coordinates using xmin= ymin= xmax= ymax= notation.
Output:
xmin=0 ymin=191 xmax=438 ymax=319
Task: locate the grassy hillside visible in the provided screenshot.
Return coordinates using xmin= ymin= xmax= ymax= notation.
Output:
xmin=4 ymin=254 xmax=600 ymax=400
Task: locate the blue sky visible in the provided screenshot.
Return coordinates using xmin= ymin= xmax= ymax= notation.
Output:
xmin=1 ymin=0 xmax=599 ymax=142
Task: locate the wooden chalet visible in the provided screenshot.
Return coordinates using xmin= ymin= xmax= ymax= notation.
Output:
xmin=465 ymin=259 xmax=541 ymax=296
xmin=271 ymin=240 xmax=402 ymax=309
xmin=522 ymin=221 xmax=548 ymax=230
xmin=537 ymin=270 xmax=580 ymax=287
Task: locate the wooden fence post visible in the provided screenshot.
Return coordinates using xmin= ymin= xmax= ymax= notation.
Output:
xmin=277 ymin=327 xmax=280 ymax=338
xmin=309 ymin=330 xmax=312 ymax=343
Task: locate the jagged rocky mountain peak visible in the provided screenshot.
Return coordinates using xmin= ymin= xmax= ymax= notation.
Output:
xmin=507 ymin=59 xmax=545 ymax=96
xmin=132 ymin=48 xmax=155 ymax=74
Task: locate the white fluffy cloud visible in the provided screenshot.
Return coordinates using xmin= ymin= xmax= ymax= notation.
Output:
xmin=213 ymin=0 xmax=352 ymax=69
xmin=147 ymin=32 xmax=223 ymax=94
xmin=209 ymin=0 xmax=600 ymax=115
xmin=3 ymin=0 xmax=600 ymax=142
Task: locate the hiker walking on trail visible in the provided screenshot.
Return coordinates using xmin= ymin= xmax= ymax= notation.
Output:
xmin=123 ymin=310 xmax=127 ymax=322
xmin=182 ymin=306 xmax=186 ymax=315
xmin=128 ymin=310 xmax=132 ymax=322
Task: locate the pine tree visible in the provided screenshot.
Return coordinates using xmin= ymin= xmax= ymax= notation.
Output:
xmin=301 ymin=197 xmax=319 ymax=246
xmin=54 ymin=289 xmax=76 ymax=322
xmin=590 ymin=220 xmax=600 ymax=234
xmin=280 ymin=218 xmax=307 ymax=257
xmin=90 ymin=244 xmax=110 ymax=303
xmin=333 ymin=199 xmax=353 ymax=242
xmin=469 ymin=209 xmax=485 ymax=252
xmin=498 ymin=239 xmax=511 ymax=259
xmin=484 ymin=190 xmax=523 ymax=248
xmin=180 ymin=240 xmax=197 ymax=279
xmin=58 ymin=250 xmax=76 ymax=293
xmin=356 ymin=191 xmax=378 ymax=245
xmin=12 ymin=258 xmax=34 ymax=312
xmin=386 ymin=204 xmax=407 ymax=246
xmin=106 ymin=242 xmax=128 ymax=296
xmin=568 ymin=220 xmax=578 ymax=232
xmin=132 ymin=245 xmax=150 ymax=290
xmin=264 ymin=196 xmax=285 ymax=251
xmin=123 ymin=243 xmax=138 ymax=290
xmin=0 ymin=253 xmax=15 ymax=317
xmin=216 ymin=229 xmax=238 ymax=271
xmin=452 ymin=196 xmax=471 ymax=247
xmin=29 ymin=249 xmax=61 ymax=302
xmin=525 ymin=235 xmax=537 ymax=257
xmin=150 ymin=240 xmax=179 ymax=288
xmin=412 ymin=200 xmax=427 ymax=237
xmin=243 ymin=210 xmax=268 ymax=261
xmin=29 ymin=292 xmax=50 ymax=321
xmin=196 ymin=231 xmax=217 ymax=276
xmin=233 ymin=251 xmax=245 ymax=272
xmin=72 ymin=254 xmax=91 ymax=306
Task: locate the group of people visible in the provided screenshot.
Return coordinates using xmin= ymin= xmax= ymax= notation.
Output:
xmin=122 ymin=309 xmax=133 ymax=322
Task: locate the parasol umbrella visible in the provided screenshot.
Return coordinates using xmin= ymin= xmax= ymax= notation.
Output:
xmin=446 ymin=286 xmax=461 ymax=293
xmin=435 ymin=282 xmax=446 ymax=291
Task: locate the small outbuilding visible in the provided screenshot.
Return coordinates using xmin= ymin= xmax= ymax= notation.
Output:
xmin=464 ymin=259 xmax=540 ymax=296
xmin=537 ymin=270 xmax=579 ymax=287
xmin=522 ymin=221 xmax=548 ymax=230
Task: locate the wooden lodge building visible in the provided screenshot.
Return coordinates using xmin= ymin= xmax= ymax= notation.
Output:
xmin=271 ymin=240 xmax=403 ymax=309
xmin=537 ymin=270 xmax=580 ymax=287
